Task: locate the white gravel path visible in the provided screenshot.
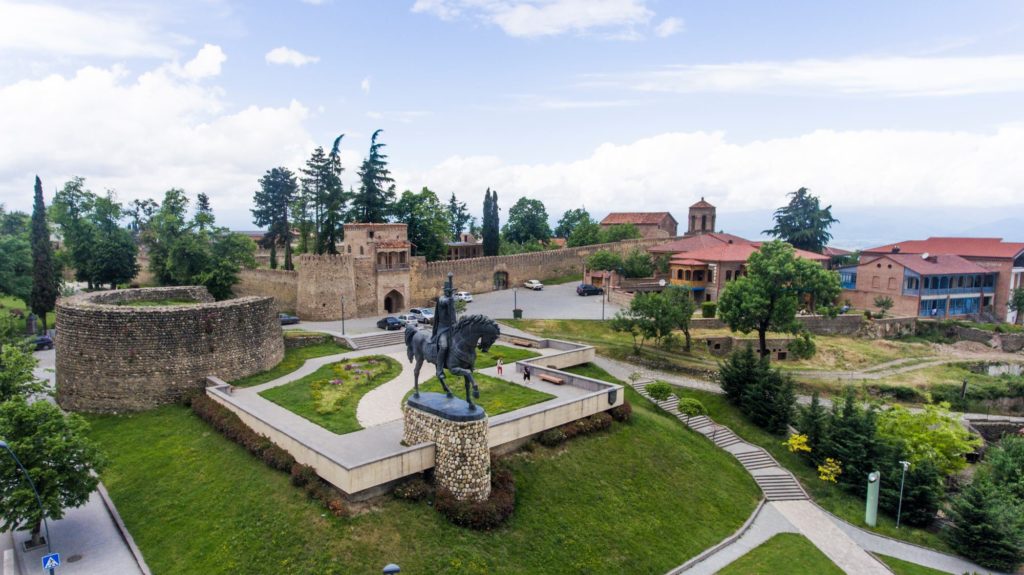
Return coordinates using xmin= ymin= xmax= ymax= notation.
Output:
xmin=355 ymin=350 xmax=417 ymax=428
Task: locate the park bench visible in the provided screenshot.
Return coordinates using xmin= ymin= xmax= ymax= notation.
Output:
xmin=537 ymin=373 xmax=565 ymax=385
xmin=505 ymin=336 xmax=536 ymax=348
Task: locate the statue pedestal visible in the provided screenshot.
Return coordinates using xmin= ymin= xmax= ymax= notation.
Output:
xmin=404 ymin=392 xmax=490 ymax=501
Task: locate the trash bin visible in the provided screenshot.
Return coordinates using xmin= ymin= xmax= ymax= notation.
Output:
xmin=512 ymin=309 xmax=523 ymax=319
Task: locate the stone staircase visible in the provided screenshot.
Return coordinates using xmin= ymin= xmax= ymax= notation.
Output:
xmin=631 ymin=380 xmax=809 ymax=502
xmin=348 ymin=330 xmax=406 ymax=350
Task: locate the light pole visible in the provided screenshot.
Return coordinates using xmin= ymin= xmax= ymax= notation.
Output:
xmin=340 ymin=294 xmax=346 ymax=335
xmin=0 ymin=440 xmax=54 ymax=572
xmin=896 ymin=460 xmax=911 ymax=528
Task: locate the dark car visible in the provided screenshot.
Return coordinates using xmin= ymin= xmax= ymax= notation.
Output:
xmin=278 ymin=313 xmax=300 ymax=325
xmin=576 ymin=284 xmax=604 ymax=296
xmin=376 ymin=316 xmax=404 ymax=331
xmin=32 ymin=335 xmax=54 ymax=351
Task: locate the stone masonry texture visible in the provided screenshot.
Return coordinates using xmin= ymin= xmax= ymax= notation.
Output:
xmin=56 ymin=286 xmax=284 ymax=413
xmin=403 ymin=405 xmax=491 ymax=501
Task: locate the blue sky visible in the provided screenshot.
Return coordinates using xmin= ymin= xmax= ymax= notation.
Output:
xmin=2 ymin=0 xmax=1024 ymax=247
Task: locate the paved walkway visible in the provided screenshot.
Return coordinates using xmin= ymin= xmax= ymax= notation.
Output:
xmin=355 ymin=351 xmax=417 ymax=428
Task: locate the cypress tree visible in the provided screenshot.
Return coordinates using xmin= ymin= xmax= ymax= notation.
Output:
xmin=798 ymin=392 xmax=830 ymax=459
xmin=29 ymin=176 xmax=58 ymax=331
xmin=353 ymin=129 xmax=395 ymax=224
xmin=482 ymin=188 xmax=500 ymax=257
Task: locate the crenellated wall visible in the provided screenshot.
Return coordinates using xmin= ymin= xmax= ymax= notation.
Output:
xmin=56 ymin=287 xmax=283 ymax=413
xmin=235 ymin=268 xmax=298 ymax=312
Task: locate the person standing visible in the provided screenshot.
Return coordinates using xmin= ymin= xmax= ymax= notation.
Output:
xmin=496 ymin=357 xmax=504 ymax=376
xmin=523 ymin=364 xmax=531 ymax=384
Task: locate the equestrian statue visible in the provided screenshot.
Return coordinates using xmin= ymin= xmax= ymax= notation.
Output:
xmin=404 ymin=272 xmax=500 ymax=410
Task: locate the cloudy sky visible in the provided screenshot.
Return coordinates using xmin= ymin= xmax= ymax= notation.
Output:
xmin=2 ymin=0 xmax=1023 ymax=247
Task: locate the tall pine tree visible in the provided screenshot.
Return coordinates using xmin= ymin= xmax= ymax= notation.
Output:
xmin=482 ymin=188 xmax=499 ymax=257
xmin=353 ymin=129 xmax=396 ymax=223
xmin=29 ymin=176 xmax=58 ymax=330
xmin=447 ymin=192 xmax=472 ymax=240
xmin=252 ymin=167 xmax=298 ymax=270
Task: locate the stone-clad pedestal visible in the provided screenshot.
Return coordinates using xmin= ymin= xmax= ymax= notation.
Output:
xmin=403 ymin=392 xmax=490 ymax=501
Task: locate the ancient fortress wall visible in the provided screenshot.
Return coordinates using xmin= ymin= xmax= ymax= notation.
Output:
xmin=409 ymin=237 xmax=669 ymax=304
xmin=235 ymin=268 xmax=298 ymax=312
xmin=295 ymin=254 xmax=357 ymax=320
xmin=56 ymin=286 xmax=283 ymax=413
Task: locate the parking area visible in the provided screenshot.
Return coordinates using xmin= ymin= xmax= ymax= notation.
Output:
xmin=289 ymin=280 xmax=621 ymax=336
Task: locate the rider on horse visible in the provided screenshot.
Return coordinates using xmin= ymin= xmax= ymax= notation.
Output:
xmin=430 ymin=272 xmax=457 ymax=392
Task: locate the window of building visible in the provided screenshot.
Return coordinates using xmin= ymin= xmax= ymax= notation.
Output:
xmin=726 ymin=270 xmax=733 ymax=281
xmin=872 ymin=276 xmax=880 ymax=288
xmin=360 ymin=246 xmax=364 ymax=255
xmin=701 ymin=214 xmax=707 ymax=231
xmin=347 ymin=245 xmax=351 ymax=253
xmin=888 ymin=277 xmax=897 ymax=290
xmin=940 ymin=276 xmax=949 ymax=289
xmin=677 ymin=269 xmax=684 ymax=280
xmin=685 ymin=269 xmax=692 ymax=281
xmin=984 ymin=274 xmax=995 ymax=288
xmin=368 ymin=230 xmax=375 ymax=239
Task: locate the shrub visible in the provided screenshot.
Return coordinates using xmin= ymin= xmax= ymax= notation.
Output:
xmin=701 ymin=301 xmax=717 ymax=318
xmin=787 ymin=332 xmax=817 ymax=360
xmin=393 ymin=477 xmax=432 ymax=502
xmin=646 ymin=382 xmax=673 ymax=401
xmin=261 ymin=445 xmax=295 ymax=472
xmin=538 ymin=429 xmax=566 ymax=447
xmin=864 ymin=310 xmax=873 ymax=320
xmin=435 ymin=460 xmax=516 ymax=530
xmin=944 ymin=478 xmax=1024 ymax=572
xmin=677 ymin=397 xmax=707 ymax=416
xmin=609 ymin=401 xmax=632 ymax=422
xmin=290 ymin=463 xmax=318 ymax=487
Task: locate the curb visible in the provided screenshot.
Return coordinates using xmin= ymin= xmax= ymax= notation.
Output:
xmin=666 ymin=498 xmax=767 ymax=575
xmin=97 ymin=484 xmax=152 ymax=575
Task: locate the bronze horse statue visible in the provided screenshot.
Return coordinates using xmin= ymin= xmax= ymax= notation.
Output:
xmin=404 ymin=314 xmax=500 ymax=409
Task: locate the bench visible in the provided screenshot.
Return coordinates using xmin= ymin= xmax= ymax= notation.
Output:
xmin=505 ymin=336 xmax=536 ymax=348
xmin=537 ymin=373 xmax=565 ymax=385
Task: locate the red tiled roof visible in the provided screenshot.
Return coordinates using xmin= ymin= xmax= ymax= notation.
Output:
xmin=864 ymin=237 xmax=1024 ymax=260
xmin=600 ymin=212 xmax=676 ymax=226
xmin=669 ymin=258 xmax=708 ymax=266
xmin=678 ymin=242 xmax=829 ymax=264
xmin=376 ymin=240 xmax=411 ymax=249
xmin=877 ymin=253 xmax=990 ymax=275
xmin=690 ymin=197 xmax=715 ymax=209
xmin=649 ymin=232 xmax=752 ymax=254
xmin=823 ymin=246 xmax=853 ymax=257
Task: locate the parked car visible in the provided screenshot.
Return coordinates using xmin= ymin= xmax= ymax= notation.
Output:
xmin=454 ymin=291 xmax=473 ymax=302
xmin=376 ymin=316 xmax=404 ymax=330
xmin=408 ymin=308 xmax=435 ymax=324
xmin=278 ymin=313 xmax=300 ymax=325
xmin=524 ymin=279 xmax=544 ymax=291
xmin=576 ymin=284 xmax=604 ymax=296
xmin=31 ymin=335 xmax=54 ymax=351
xmin=395 ymin=313 xmax=419 ymax=326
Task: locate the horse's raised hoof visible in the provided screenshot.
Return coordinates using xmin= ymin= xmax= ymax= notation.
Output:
xmin=473 ymin=389 xmax=480 ymax=399
xmin=446 ymin=392 xmax=454 ymax=398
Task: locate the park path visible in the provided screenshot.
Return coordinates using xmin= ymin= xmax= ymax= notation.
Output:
xmin=592 ymin=355 xmax=1006 ymax=575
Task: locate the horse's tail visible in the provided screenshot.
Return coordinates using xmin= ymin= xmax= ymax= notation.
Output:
xmin=404 ymin=325 xmax=416 ymax=363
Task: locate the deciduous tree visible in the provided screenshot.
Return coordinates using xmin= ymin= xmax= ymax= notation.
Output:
xmin=503 ymin=197 xmax=551 ymax=244
xmin=554 ymin=208 xmax=592 ymax=239
xmin=393 ymin=188 xmax=452 ymax=262
xmin=585 ymin=250 xmax=622 ymax=272
xmin=1010 ymin=287 xmax=1024 ymax=325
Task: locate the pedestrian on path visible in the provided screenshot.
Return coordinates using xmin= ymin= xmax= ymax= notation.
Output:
xmin=523 ymin=365 xmax=531 ymax=384
xmin=496 ymin=358 xmax=504 ymax=376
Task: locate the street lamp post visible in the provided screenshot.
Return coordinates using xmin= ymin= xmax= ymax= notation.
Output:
xmin=896 ymin=460 xmax=911 ymax=528
xmin=0 ymin=440 xmax=54 ymax=573
xmin=341 ymin=295 xmax=346 ymax=335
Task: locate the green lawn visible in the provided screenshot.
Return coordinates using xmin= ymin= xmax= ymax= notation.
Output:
xmin=718 ymin=533 xmax=843 ymax=575
xmin=473 ymin=344 xmax=541 ymax=369
xmin=403 ymin=372 xmax=554 ymax=417
xmin=876 ymin=554 xmax=950 ymax=575
xmin=231 ymin=340 xmax=350 ymax=388
xmin=670 ymin=386 xmax=952 ymax=552
xmin=540 ymin=272 xmax=582 ymax=286
xmin=0 ymin=293 xmax=53 ymax=332
xmin=86 ymin=384 xmax=760 ymax=574
xmin=259 ymin=356 xmax=401 ymax=435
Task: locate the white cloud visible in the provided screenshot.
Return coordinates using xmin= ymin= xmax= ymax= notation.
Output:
xmin=361 ymin=77 xmax=371 ymax=94
xmin=654 ymin=17 xmax=683 ymax=38
xmin=397 ymin=127 xmax=1024 ymax=225
xmin=0 ymin=1 xmax=179 ymax=58
xmin=413 ymin=0 xmax=654 ymax=38
xmin=365 ymin=110 xmax=429 ymax=123
xmin=182 ymin=44 xmax=226 ymax=79
xmin=265 ymin=46 xmax=320 ymax=67
xmin=591 ymin=54 xmax=1024 ymax=97
xmin=0 ymin=46 xmax=314 ymax=226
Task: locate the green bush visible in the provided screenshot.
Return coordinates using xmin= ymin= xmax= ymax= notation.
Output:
xmin=677 ymin=397 xmax=707 ymax=416
xmin=538 ymin=428 xmax=566 ymax=447
xmin=609 ymin=401 xmax=632 ymax=422
xmin=393 ymin=477 xmax=432 ymax=502
xmin=787 ymin=332 xmax=817 ymax=360
xmin=435 ymin=460 xmax=516 ymax=530
xmin=701 ymin=302 xmax=717 ymax=318
xmin=646 ymin=382 xmax=673 ymax=401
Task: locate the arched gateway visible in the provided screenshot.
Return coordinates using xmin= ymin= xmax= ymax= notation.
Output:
xmin=384 ymin=289 xmax=404 ymax=313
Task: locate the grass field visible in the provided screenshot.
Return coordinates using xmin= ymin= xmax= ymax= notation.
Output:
xmin=717 ymin=533 xmax=843 ymax=575
xmin=231 ymin=340 xmax=351 ymax=388
xmin=259 ymin=355 xmax=401 ymax=435
xmin=473 ymin=344 xmax=541 ymax=369
xmin=876 ymin=554 xmax=949 ymax=575
xmin=670 ymin=386 xmax=952 ymax=552
xmin=403 ymin=372 xmax=555 ymax=416
xmin=86 ymin=382 xmax=760 ymax=574
xmin=0 ymin=293 xmax=53 ymax=333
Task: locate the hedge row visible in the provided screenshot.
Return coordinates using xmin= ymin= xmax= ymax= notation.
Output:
xmin=434 ymin=459 xmax=516 ymax=530
xmin=189 ymin=394 xmax=348 ymax=516
xmin=538 ymin=411 xmax=615 ymax=447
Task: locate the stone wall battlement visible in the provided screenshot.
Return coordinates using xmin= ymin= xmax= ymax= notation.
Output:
xmin=56 ymin=287 xmax=284 ymax=413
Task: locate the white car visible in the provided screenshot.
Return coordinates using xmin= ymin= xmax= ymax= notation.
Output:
xmin=454 ymin=291 xmax=473 ymax=302
xmin=395 ymin=313 xmax=419 ymax=326
xmin=523 ymin=279 xmax=544 ymax=291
